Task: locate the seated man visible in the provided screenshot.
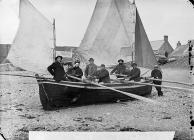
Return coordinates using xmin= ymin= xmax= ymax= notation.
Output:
xmin=85 ymin=58 xmax=97 ymax=81
xmin=63 ymin=61 xmax=73 ymax=80
xmin=64 ymin=62 xmax=73 ymax=74
xmin=70 ymin=60 xmax=83 ymax=82
xmin=110 ymin=59 xmax=126 ymax=78
xmin=67 ymin=60 xmax=83 ymax=103
xmin=47 ymin=56 xmax=67 ymax=82
xmin=128 ymin=62 xmax=141 ymax=81
xmin=95 ymin=64 xmax=110 ymax=83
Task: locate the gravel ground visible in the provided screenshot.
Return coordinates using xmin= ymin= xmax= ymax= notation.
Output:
xmin=0 ymin=68 xmax=192 ymax=140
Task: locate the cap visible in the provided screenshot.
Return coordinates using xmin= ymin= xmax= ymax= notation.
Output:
xmin=118 ymin=59 xmax=124 ymax=63
xmin=74 ymin=60 xmax=80 ymax=64
xmin=89 ymin=58 xmax=94 ymax=61
xmin=100 ymin=64 xmax=105 ymax=67
xmin=55 ymin=56 xmax=63 ymax=60
xmin=131 ymin=62 xmax=137 ymax=66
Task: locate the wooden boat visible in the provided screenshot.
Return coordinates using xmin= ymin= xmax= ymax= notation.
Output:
xmin=36 ymin=76 xmax=152 ymax=110
xmin=7 ymin=0 xmax=158 ymax=110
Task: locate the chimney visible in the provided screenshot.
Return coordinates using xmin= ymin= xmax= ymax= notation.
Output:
xmin=164 ymin=35 xmax=168 ymax=42
xmin=177 ymin=41 xmax=181 ymax=47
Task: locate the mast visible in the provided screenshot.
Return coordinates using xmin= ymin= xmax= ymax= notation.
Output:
xmin=132 ymin=2 xmax=136 ymax=62
xmin=53 ymin=18 xmax=56 ymax=62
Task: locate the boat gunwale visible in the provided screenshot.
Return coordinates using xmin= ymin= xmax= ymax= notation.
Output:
xmin=36 ymin=78 xmax=152 ymax=90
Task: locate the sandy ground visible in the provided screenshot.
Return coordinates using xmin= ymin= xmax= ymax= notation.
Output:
xmin=0 ymin=68 xmax=193 ymax=140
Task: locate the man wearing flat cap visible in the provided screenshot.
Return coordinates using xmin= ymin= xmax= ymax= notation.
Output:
xmin=110 ymin=59 xmax=126 ymax=78
xmin=85 ymin=58 xmax=97 ymax=81
xmin=66 ymin=60 xmax=83 ymax=103
xmin=150 ymin=65 xmax=163 ymax=96
xmin=70 ymin=60 xmax=83 ymax=82
xmin=47 ymin=56 xmax=67 ymax=82
xmin=64 ymin=61 xmax=73 ymax=76
xmin=95 ymin=64 xmax=110 ymax=83
xmin=127 ymin=62 xmax=141 ymax=81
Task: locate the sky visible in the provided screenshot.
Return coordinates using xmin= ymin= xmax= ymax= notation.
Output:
xmin=0 ymin=0 xmax=194 ymax=48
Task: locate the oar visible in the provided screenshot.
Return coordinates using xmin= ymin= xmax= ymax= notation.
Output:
xmin=0 ymin=73 xmax=47 ymax=79
xmin=67 ymin=75 xmax=163 ymax=106
xmin=112 ymin=79 xmax=193 ymax=92
xmin=112 ymin=69 xmax=151 ymax=78
xmin=146 ymin=77 xmax=191 ymax=86
xmin=0 ymin=63 xmax=12 ymax=66
xmin=112 ymin=73 xmax=128 ymax=77
xmin=112 ymin=73 xmax=191 ymax=86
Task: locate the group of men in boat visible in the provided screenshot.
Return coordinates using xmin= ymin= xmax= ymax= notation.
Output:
xmin=48 ymin=55 xmax=163 ymax=96
xmin=48 ymin=56 xmax=110 ymax=83
xmin=110 ymin=59 xmax=141 ymax=81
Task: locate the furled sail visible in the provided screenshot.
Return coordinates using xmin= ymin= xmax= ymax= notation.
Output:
xmin=135 ymin=9 xmax=157 ymax=69
xmin=77 ymin=0 xmax=136 ymax=66
xmin=7 ymin=0 xmax=54 ymax=74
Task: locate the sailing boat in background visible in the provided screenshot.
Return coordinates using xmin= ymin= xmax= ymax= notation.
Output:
xmin=7 ymin=0 xmax=157 ymax=110
xmin=77 ymin=0 xmax=157 ymax=69
xmin=7 ymin=0 xmax=54 ymax=74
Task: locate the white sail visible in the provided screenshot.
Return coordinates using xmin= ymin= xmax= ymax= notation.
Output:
xmin=7 ymin=0 xmax=54 ymax=74
xmin=78 ymin=0 xmax=136 ymax=66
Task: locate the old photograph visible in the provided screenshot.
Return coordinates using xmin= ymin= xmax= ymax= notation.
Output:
xmin=0 ymin=0 xmax=193 ymax=139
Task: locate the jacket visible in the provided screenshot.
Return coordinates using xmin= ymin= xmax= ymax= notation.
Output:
xmin=95 ymin=69 xmax=110 ymax=83
xmin=128 ymin=67 xmax=140 ymax=81
xmin=71 ymin=66 xmax=83 ymax=82
xmin=151 ymin=69 xmax=162 ymax=79
xmin=151 ymin=69 xmax=162 ymax=85
xmin=85 ymin=63 xmax=97 ymax=78
xmin=47 ymin=61 xmax=66 ymax=82
xmin=110 ymin=64 xmax=126 ymax=75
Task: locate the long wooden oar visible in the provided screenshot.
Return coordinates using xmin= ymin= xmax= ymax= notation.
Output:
xmin=112 ymin=74 xmax=128 ymax=77
xmin=112 ymin=73 xmax=191 ymax=86
xmin=1 ymin=73 xmax=191 ymax=90
xmin=0 ymin=63 xmax=12 ymax=66
xmin=147 ymin=77 xmax=191 ymax=86
xmin=67 ymin=75 xmax=163 ymax=106
xmin=0 ymin=73 xmax=46 ymax=79
xmin=112 ymin=79 xmax=193 ymax=92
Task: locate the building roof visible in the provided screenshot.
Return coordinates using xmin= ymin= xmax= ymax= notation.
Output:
xmin=170 ymin=45 xmax=188 ymax=57
xmin=55 ymin=46 xmax=77 ymax=51
xmin=190 ymin=40 xmax=194 ymax=45
xmin=150 ymin=40 xmax=164 ymax=51
xmin=171 ymin=39 xmax=194 ymax=57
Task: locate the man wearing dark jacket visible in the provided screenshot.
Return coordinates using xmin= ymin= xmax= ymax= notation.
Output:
xmin=65 ymin=62 xmax=73 ymax=75
xmin=110 ymin=59 xmax=126 ymax=78
xmin=70 ymin=60 xmax=83 ymax=82
xmin=95 ymin=64 xmax=110 ymax=83
xmin=47 ymin=56 xmax=67 ymax=82
xmin=66 ymin=60 xmax=83 ymax=103
xmin=128 ymin=62 xmax=141 ymax=81
xmin=151 ymin=65 xmax=163 ymax=96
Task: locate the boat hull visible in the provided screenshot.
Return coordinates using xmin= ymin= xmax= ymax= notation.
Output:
xmin=36 ymin=78 xmax=152 ymax=110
